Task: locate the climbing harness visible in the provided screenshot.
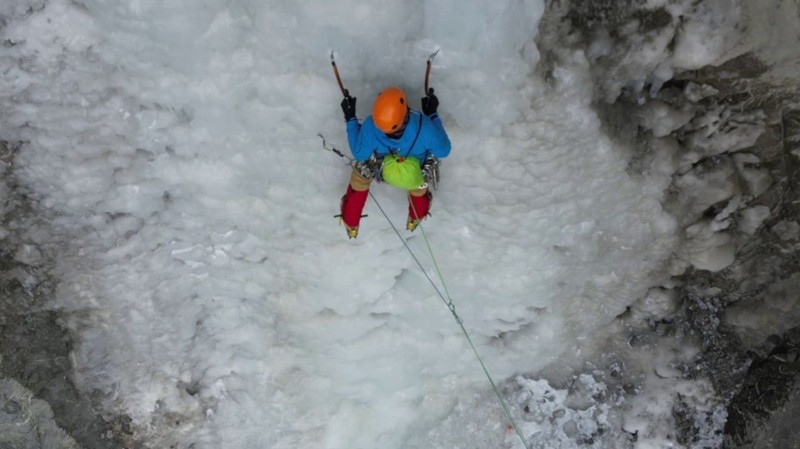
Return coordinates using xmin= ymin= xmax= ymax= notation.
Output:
xmin=318 ymin=134 xmax=438 ymax=188
xmin=421 ymin=156 xmax=440 ymax=191
xmin=356 ymin=154 xmax=384 ymax=181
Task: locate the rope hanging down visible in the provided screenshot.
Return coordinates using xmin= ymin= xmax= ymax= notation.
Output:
xmin=319 ymin=134 xmax=531 ymax=449
xmin=392 ymin=196 xmax=532 ymax=449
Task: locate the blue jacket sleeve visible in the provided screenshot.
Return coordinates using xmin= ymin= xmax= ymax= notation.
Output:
xmin=428 ymin=114 xmax=451 ymax=158
xmin=345 ymin=118 xmax=361 ymax=157
xmin=347 ymin=117 xmax=378 ymax=162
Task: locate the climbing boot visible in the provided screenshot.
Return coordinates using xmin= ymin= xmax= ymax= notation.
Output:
xmin=407 ymin=191 xmax=432 ymax=232
xmin=406 ymin=216 xmax=423 ymax=232
xmin=340 ymin=185 xmax=369 ymax=238
xmin=344 ymin=223 xmax=359 ymax=239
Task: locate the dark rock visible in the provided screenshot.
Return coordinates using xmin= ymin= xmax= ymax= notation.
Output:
xmin=724 ymin=327 xmax=800 ymax=449
xmin=0 ymin=141 xmax=140 ymax=449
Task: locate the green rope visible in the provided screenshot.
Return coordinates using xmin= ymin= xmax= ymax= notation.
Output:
xmin=370 ymin=191 xmax=532 ymax=449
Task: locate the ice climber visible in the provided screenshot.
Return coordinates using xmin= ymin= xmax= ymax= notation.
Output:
xmin=338 ymin=86 xmax=451 ymax=238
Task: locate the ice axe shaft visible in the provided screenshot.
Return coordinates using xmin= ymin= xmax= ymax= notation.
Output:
xmin=330 ymin=51 xmax=350 ymax=98
xmin=424 ymin=49 xmax=440 ymax=95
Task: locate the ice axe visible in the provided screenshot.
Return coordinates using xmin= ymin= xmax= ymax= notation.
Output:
xmin=424 ymin=49 xmax=439 ymax=96
xmin=330 ymin=51 xmax=350 ymax=99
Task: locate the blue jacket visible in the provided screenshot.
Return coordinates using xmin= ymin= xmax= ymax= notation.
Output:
xmin=346 ymin=110 xmax=451 ymax=162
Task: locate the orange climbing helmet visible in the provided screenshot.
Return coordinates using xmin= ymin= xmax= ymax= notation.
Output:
xmin=372 ymin=87 xmax=408 ymax=134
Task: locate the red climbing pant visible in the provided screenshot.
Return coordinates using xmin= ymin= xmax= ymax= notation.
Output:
xmin=340 ymin=168 xmax=431 ymax=230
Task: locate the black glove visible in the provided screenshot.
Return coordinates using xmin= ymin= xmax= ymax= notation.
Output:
xmin=341 ymin=96 xmax=357 ymax=121
xmin=421 ymin=88 xmax=439 ymax=116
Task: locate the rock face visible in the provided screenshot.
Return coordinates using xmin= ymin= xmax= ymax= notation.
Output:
xmin=670 ymin=51 xmax=800 ymax=448
xmin=0 ymin=141 xmax=135 ymax=449
xmin=537 ymin=0 xmax=800 ymax=447
xmin=724 ymin=327 xmax=800 ymax=449
xmin=667 ymin=37 xmax=800 ymax=449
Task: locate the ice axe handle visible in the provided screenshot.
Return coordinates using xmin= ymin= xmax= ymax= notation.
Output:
xmin=425 ymin=61 xmax=432 ymax=95
xmin=331 ymin=60 xmax=349 ymax=98
xmin=424 ymin=49 xmax=439 ymax=95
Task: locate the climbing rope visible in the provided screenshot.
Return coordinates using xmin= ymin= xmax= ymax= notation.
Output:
xmin=318 ymin=134 xmax=531 ymax=448
xmin=371 ymin=192 xmax=532 ymax=449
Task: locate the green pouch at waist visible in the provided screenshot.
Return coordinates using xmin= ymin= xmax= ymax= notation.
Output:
xmin=381 ymin=154 xmax=425 ymax=190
